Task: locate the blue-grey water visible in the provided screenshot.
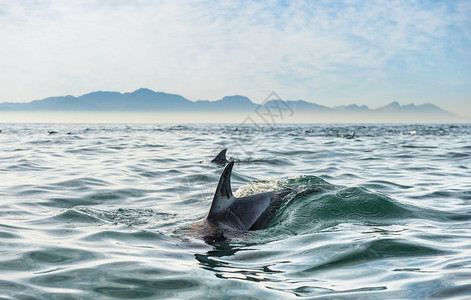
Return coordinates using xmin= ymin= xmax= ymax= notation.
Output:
xmin=0 ymin=123 xmax=470 ymax=299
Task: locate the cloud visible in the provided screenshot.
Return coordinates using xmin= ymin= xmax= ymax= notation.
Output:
xmin=0 ymin=0 xmax=470 ymax=115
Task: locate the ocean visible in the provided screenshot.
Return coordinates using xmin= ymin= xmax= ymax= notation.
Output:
xmin=0 ymin=123 xmax=470 ymax=299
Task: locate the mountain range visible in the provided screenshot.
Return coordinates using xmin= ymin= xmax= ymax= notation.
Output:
xmin=0 ymin=88 xmax=459 ymax=121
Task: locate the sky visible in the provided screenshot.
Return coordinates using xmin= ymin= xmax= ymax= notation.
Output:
xmin=1 ymin=0 xmax=471 ymax=117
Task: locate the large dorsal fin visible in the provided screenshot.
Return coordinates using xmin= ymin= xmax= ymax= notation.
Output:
xmin=211 ymin=149 xmax=228 ymax=164
xmin=207 ymin=161 xmax=235 ymax=219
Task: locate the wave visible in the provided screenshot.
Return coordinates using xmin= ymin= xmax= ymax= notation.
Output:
xmin=218 ymin=174 xmax=466 ymax=243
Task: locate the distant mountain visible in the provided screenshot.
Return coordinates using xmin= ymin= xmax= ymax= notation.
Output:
xmin=375 ymin=101 xmax=449 ymax=114
xmin=0 ymin=88 xmax=459 ymax=122
xmin=270 ymin=99 xmax=331 ymax=112
xmin=194 ymin=95 xmax=257 ymax=111
xmin=334 ymin=104 xmax=370 ymax=112
xmin=0 ymin=89 xmax=258 ymax=112
xmin=0 ymin=89 xmax=194 ymax=111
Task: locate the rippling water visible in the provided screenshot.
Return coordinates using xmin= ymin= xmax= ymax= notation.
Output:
xmin=0 ymin=123 xmax=470 ymax=299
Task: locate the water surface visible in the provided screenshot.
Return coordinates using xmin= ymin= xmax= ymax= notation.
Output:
xmin=0 ymin=123 xmax=470 ymax=299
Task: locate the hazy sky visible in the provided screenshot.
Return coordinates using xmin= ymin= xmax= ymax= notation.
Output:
xmin=1 ymin=0 xmax=470 ymax=116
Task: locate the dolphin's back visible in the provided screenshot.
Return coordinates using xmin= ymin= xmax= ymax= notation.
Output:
xmin=230 ymin=189 xmax=292 ymax=230
xmin=205 ymin=161 xmax=293 ymax=235
xmin=227 ymin=193 xmax=272 ymax=230
xmin=249 ymin=189 xmax=293 ymax=230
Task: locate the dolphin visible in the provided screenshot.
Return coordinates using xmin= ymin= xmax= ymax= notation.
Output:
xmin=211 ymin=148 xmax=229 ymax=164
xmin=345 ymin=131 xmax=356 ymax=139
xmin=197 ymin=161 xmax=293 ymax=241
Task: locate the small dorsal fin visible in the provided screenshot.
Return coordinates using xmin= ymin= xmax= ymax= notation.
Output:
xmin=207 ymin=161 xmax=235 ymax=219
xmin=211 ymin=149 xmax=228 ymax=164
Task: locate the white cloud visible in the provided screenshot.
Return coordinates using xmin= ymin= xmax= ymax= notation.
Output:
xmin=0 ymin=0 xmax=470 ymax=115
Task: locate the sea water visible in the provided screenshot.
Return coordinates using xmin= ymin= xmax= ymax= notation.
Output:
xmin=0 ymin=123 xmax=470 ymax=299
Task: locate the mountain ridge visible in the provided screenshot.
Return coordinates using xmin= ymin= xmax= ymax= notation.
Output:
xmin=0 ymin=88 xmax=458 ymax=120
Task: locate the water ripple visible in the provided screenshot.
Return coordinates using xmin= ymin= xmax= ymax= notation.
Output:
xmin=0 ymin=123 xmax=470 ymax=299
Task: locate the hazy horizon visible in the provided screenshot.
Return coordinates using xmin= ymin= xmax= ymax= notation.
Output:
xmin=0 ymin=111 xmax=468 ymax=124
xmin=1 ymin=1 xmax=470 ymax=119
